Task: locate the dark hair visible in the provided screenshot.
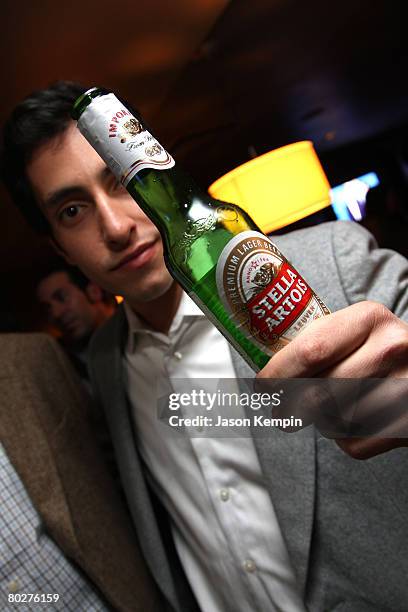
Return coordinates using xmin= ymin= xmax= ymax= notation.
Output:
xmin=1 ymin=81 xmax=87 ymax=234
xmin=36 ymin=258 xmax=91 ymax=290
xmin=59 ymin=263 xmax=90 ymax=292
xmin=37 ymin=259 xmax=117 ymax=307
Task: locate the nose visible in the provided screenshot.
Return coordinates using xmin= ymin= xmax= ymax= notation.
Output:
xmin=50 ymin=301 xmax=67 ymax=323
xmin=97 ymin=193 xmax=136 ymax=251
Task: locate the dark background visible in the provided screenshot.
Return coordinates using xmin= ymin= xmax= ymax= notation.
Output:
xmin=1 ymin=0 xmax=408 ymax=329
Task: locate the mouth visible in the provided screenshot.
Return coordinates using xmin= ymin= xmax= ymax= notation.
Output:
xmin=110 ymin=240 xmax=158 ymax=272
xmin=60 ymin=317 xmax=78 ymax=331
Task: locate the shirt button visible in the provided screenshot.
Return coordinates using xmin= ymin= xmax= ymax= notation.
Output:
xmin=219 ymin=488 xmax=230 ymax=502
xmin=8 ymin=579 xmax=20 ymax=592
xmin=173 ymin=351 xmax=183 ymax=360
xmin=243 ymin=559 xmax=257 ymax=573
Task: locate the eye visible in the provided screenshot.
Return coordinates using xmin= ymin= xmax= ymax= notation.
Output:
xmin=54 ymin=289 xmax=68 ymax=303
xmin=64 ymin=206 xmax=79 ymax=217
xmin=58 ymin=203 xmax=86 ymax=225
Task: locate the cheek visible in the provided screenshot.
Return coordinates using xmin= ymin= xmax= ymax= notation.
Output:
xmin=136 ymin=209 xmax=161 ymax=235
xmin=50 ymin=232 xmax=83 ymax=266
xmin=55 ymin=230 xmax=98 ymax=267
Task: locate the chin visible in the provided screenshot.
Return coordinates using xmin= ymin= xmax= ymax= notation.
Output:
xmin=127 ymin=274 xmax=174 ymax=304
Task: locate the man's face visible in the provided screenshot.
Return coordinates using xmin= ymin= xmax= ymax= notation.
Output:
xmin=27 ymin=123 xmax=173 ymax=306
xmin=36 ymin=271 xmax=98 ymax=343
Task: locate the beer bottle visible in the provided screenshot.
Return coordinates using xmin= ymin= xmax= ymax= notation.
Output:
xmin=72 ymin=88 xmax=329 ymax=371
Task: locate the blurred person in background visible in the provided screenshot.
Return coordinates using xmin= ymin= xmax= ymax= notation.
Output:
xmin=36 ymin=265 xmax=119 ymax=465
xmin=36 ymin=263 xmax=116 ymax=388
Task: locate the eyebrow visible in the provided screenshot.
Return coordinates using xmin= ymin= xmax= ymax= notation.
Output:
xmin=43 ymin=186 xmax=84 ymax=210
xmin=42 ymin=166 xmax=115 ymax=210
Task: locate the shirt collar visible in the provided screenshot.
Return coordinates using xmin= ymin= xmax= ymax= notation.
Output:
xmin=124 ymin=291 xmax=204 ymax=352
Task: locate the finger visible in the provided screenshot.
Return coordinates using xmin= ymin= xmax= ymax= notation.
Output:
xmin=271 ymin=379 xmax=332 ymax=430
xmin=321 ymin=317 xmax=408 ymax=378
xmin=341 ymin=378 xmax=408 ymax=437
xmin=269 ymin=379 xmax=358 ymax=435
xmin=336 ymin=437 xmax=408 ymax=460
xmin=258 ymin=301 xmax=379 ymax=378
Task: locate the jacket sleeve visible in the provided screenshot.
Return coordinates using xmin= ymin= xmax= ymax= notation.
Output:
xmin=331 ymin=221 xmax=408 ymax=322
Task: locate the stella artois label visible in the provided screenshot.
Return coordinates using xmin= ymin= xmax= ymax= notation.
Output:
xmin=78 ymin=93 xmax=175 ymax=186
xmin=216 ymin=231 xmax=329 ymax=355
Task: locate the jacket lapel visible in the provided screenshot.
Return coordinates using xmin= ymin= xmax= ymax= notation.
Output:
xmin=229 ymin=346 xmax=316 ymax=595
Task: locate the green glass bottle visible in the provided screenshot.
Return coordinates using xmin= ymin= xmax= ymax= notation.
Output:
xmin=72 ymin=88 xmax=329 ymax=371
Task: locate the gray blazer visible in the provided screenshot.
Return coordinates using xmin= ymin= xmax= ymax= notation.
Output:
xmin=89 ymin=221 xmax=408 ymax=612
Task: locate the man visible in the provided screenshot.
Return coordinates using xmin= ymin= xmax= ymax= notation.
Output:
xmin=2 ymin=81 xmax=408 ymax=611
xmin=36 ymin=263 xmax=116 ymax=385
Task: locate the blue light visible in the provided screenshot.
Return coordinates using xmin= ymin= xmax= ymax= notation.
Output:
xmin=330 ymin=172 xmax=380 ymax=221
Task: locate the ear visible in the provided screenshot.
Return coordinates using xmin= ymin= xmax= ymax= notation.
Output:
xmin=48 ymin=236 xmax=76 ymax=265
xmin=85 ymin=282 xmax=104 ymax=304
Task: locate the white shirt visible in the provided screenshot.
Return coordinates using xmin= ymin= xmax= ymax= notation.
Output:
xmin=123 ymin=293 xmax=305 ymax=612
